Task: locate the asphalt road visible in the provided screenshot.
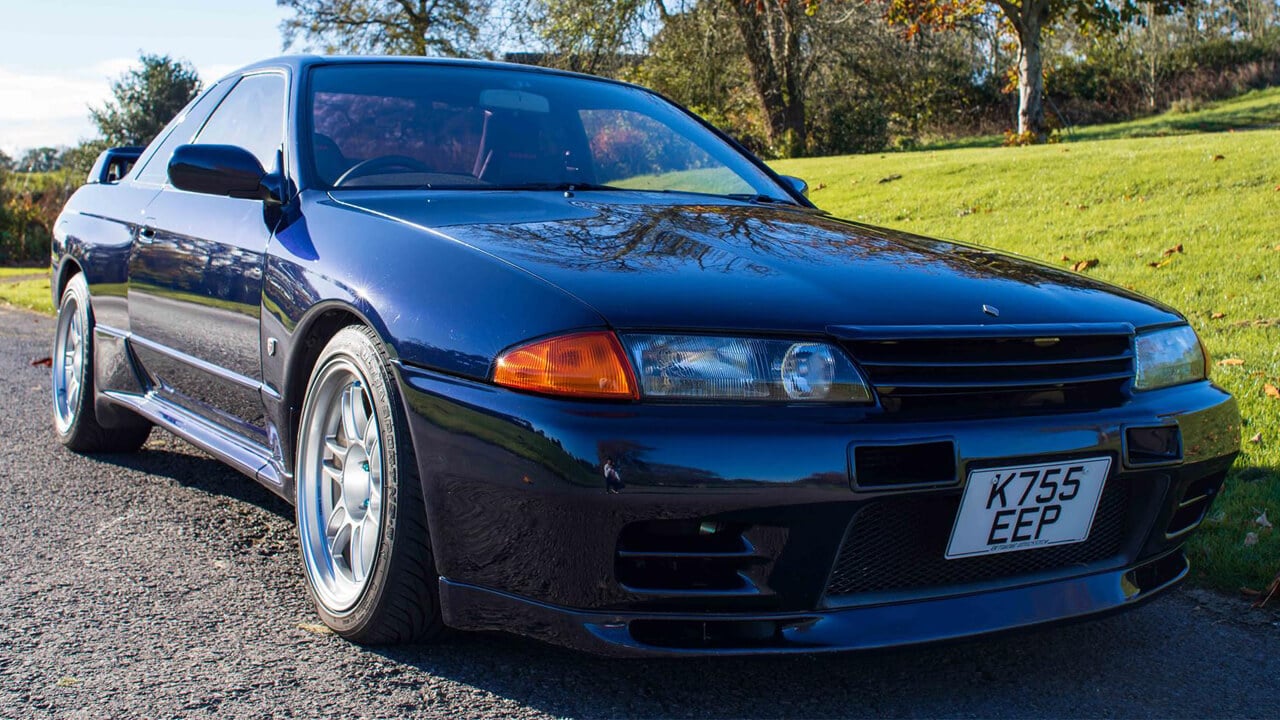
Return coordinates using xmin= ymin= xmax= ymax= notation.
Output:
xmin=1 ymin=304 xmax=1277 ymax=719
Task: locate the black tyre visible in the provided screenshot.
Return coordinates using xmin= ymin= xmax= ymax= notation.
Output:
xmin=294 ymin=325 xmax=443 ymax=643
xmin=52 ymin=273 xmax=151 ymax=453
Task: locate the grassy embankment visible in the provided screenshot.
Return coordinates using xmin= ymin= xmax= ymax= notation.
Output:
xmin=774 ymin=88 xmax=1280 ymax=595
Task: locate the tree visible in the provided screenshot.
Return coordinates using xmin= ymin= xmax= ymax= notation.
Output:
xmin=61 ymin=140 xmax=111 ymax=179
xmin=725 ymin=0 xmax=812 ymax=156
xmin=277 ymin=0 xmax=494 ymax=56
xmin=0 ymin=149 xmax=12 ymax=172
xmin=519 ymin=0 xmax=664 ymax=74
xmin=18 ymin=147 xmax=62 ymax=173
xmin=879 ymin=1 xmax=1184 ymax=140
xmin=90 ymin=54 xmax=202 ymax=147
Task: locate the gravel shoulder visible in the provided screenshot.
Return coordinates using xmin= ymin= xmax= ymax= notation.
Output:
xmin=1 ymin=305 xmax=1276 ymax=719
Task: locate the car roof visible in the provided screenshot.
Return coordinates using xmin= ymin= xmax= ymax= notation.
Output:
xmin=220 ymin=54 xmax=642 ymax=90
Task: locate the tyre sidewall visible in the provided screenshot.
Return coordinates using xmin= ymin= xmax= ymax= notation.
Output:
xmin=297 ymin=326 xmax=410 ymax=637
xmin=53 ymin=275 xmax=96 ymax=444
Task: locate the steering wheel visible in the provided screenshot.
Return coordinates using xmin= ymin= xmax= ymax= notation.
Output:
xmin=334 ymin=155 xmax=432 ymax=186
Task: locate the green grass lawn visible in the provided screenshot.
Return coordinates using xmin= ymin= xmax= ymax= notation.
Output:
xmin=774 ymin=124 xmax=1280 ymax=595
xmin=928 ymin=86 xmax=1280 ymax=150
xmin=0 ymin=267 xmax=53 ymax=314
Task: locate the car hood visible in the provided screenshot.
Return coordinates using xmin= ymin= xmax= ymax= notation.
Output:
xmin=332 ymin=190 xmax=1182 ymax=334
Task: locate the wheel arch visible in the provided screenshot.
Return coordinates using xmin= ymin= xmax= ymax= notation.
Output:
xmin=280 ymin=299 xmax=400 ymax=486
xmin=52 ymin=255 xmax=84 ymax=307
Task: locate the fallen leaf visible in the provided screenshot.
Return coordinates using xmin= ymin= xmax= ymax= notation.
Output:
xmin=1217 ymin=358 xmax=1244 ymax=367
xmin=1266 ymin=383 xmax=1280 ymax=400
xmin=1148 ymin=259 xmax=1171 ymax=269
xmin=1212 ymin=154 xmax=1225 ymax=161
xmin=877 ymin=174 xmax=902 ymax=184
xmin=1249 ymin=432 xmax=1262 ymax=444
xmin=1060 ymin=254 xmax=1070 ymax=262
xmin=31 ymin=356 xmax=51 ymax=367
xmin=1076 ymin=204 xmax=1088 ymax=210
xmin=1259 ymin=511 xmax=1274 ymax=529
xmin=55 ymin=677 xmax=80 ymax=688
xmin=297 ymin=622 xmax=332 ymax=635
xmin=1072 ymin=258 xmax=1099 ymax=272
xmin=1162 ymin=243 xmax=1184 ymax=257
xmin=1244 ymin=532 xmax=1259 ymax=546
xmin=1210 ymin=312 xmax=1226 ymax=319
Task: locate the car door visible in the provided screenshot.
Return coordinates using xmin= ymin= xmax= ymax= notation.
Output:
xmin=127 ymin=70 xmax=288 ymax=445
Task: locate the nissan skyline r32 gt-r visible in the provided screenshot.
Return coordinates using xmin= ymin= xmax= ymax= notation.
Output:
xmin=50 ymin=55 xmax=1241 ymax=656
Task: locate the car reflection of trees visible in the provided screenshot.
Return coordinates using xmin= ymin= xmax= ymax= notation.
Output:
xmin=463 ymin=201 xmax=1108 ymax=292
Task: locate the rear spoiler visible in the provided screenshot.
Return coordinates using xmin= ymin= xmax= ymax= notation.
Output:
xmin=86 ymin=146 xmax=145 ymax=185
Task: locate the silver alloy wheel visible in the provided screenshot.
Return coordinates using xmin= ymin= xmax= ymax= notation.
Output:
xmin=297 ymin=358 xmax=385 ymax=613
xmin=52 ymin=296 xmax=85 ymax=433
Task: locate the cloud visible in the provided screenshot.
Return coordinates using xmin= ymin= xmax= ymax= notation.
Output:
xmin=0 ymin=65 xmax=119 ymax=154
xmin=0 ymin=59 xmax=236 ymax=156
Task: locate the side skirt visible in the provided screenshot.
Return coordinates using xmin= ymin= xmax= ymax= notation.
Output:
xmin=102 ymin=388 xmax=293 ymax=503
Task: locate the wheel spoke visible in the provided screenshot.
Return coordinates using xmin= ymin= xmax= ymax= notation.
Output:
xmin=324 ymin=433 xmax=345 ymax=458
xmin=329 ymin=522 xmax=352 ymax=569
xmin=341 ymin=383 xmax=368 ymax=444
xmin=326 ymin=504 xmax=348 ymax=537
xmin=321 ymin=457 xmax=342 ymax=480
xmin=350 ymin=520 xmax=368 ymax=580
xmin=363 ymin=416 xmax=379 ymax=461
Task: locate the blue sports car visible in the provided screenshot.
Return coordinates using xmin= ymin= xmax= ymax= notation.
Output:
xmin=51 ymin=56 xmax=1240 ymax=655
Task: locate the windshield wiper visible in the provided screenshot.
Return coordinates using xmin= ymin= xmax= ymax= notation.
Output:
xmin=723 ymin=193 xmax=796 ymax=206
xmin=482 ymin=182 xmax=625 ymax=192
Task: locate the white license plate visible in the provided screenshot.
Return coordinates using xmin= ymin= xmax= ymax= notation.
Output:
xmin=945 ymin=457 xmax=1112 ymax=559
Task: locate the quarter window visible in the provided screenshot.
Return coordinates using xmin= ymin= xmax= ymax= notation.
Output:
xmin=132 ymin=82 xmax=228 ymax=185
xmin=194 ymin=73 xmax=287 ymax=172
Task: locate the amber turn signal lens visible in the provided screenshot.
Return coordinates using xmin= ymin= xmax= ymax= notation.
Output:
xmin=493 ymin=332 xmax=638 ymax=400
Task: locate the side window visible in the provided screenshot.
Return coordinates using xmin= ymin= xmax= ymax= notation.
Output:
xmin=132 ymin=82 xmax=227 ymax=185
xmin=194 ymin=73 xmax=287 ymax=172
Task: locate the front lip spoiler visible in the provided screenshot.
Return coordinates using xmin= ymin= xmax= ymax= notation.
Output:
xmin=439 ymin=549 xmax=1190 ymax=657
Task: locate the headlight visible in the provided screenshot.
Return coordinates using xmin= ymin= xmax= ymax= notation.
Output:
xmin=621 ymin=334 xmax=873 ymax=402
xmin=1134 ymin=325 xmax=1206 ymax=391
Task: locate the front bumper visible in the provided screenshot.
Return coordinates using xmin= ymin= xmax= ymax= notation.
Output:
xmin=439 ymin=548 xmax=1189 ymax=657
xmin=396 ymin=364 xmax=1239 ymax=655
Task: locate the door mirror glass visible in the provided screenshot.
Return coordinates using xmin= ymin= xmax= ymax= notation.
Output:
xmin=168 ymin=144 xmax=268 ymax=200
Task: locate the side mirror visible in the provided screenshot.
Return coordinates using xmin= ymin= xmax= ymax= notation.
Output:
xmin=168 ymin=144 xmax=274 ymax=201
xmin=780 ymin=174 xmax=809 ymax=198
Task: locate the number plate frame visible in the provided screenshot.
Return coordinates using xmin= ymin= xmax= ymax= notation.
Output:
xmin=945 ymin=457 xmax=1112 ymax=559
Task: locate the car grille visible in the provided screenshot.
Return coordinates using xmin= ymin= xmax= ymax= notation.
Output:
xmin=842 ymin=329 xmax=1134 ymax=419
xmin=824 ymin=479 xmax=1130 ymax=599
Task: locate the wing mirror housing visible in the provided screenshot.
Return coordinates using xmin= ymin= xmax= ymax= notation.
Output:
xmin=168 ymin=144 xmax=280 ymax=203
xmin=780 ymin=175 xmax=809 ymax=198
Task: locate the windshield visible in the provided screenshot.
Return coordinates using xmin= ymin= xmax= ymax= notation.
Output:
xmin=306 ymin=63 xmax=789 ymax=200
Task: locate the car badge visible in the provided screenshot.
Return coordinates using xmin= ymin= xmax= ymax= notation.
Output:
xmin=982 ymin=304 xmax=1000 ymax=317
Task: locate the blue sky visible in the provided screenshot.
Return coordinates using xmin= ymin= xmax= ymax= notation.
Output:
xmin=0 ymin=0 xmax=292 ymax=155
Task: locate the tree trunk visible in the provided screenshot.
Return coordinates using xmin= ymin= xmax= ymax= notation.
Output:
xmin=726 ymin=0 xmax=807 ymax=156
xmin=1015 ymin=13 xmax=1046 ymax=139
